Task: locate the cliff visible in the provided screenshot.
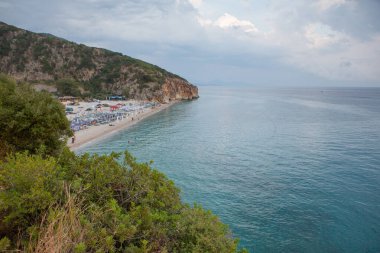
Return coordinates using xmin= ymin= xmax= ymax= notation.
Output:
xmin=162 ymin=78 xmax=199 ymax=103
xmin=0 ymin=21 xmax=198 ymax=101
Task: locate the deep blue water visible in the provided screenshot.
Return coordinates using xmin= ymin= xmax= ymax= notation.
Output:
xmin=78 ymin=87 xmax=380 ymax=253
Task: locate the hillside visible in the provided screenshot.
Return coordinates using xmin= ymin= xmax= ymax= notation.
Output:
xmin=0 ymin=21 xmax=198 ymax=102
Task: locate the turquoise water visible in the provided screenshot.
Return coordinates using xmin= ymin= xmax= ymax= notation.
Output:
xmin=78 ymin=87 xmax=380 ymax=253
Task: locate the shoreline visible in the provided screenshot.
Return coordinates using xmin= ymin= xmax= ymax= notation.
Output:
xmin=67 ymin=101 xmax=177 ymax=151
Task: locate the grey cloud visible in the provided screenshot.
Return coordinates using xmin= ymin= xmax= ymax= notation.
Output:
xmin=0 ymin=0 xmax=379 ymax=86
xmin=340 ymin=61 xmax=352 ymax=68
xmin=320 ymin=0 xmax=380 ymax=40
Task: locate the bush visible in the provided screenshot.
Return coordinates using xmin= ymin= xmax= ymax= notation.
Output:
xmin=0 ymin=153 xmax=62 ymax=233
xmin=0 ymin=40 xmax=11 ymax=57
xmin=0 ymin=75 xmax=72 ymax=158
xmin=56 ymin=78 xmax=82 ymax=97
xmin=32 ymin=42 xmax=47 ymax=60
xmin=0 ymin=150 xmax=246 ymax=252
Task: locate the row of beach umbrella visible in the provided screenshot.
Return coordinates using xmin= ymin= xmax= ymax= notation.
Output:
xmin=69 ymin=102 xmax=157 ymax=131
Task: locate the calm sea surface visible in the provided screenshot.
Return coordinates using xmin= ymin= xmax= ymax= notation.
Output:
xmin=78 ymin=86 xmax=380 ymax=253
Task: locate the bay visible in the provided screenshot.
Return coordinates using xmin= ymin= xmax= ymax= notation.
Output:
xmin=78 ymin=86 xmax=380 ymax=253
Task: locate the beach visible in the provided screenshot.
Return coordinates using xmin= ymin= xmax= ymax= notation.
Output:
xmin=67 ymin=101 xmax=175 ymax=150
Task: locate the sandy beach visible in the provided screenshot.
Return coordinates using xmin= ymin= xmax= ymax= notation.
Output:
xmin=67 ymin=101 xmax=175 ymax=151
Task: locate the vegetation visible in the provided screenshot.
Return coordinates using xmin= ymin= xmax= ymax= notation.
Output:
xmin=0 ymin=150 xmax=247 ymax=252
xmin=0 ymin=75 xmax=72 ymax=158
xmin=0 ymin=75 xmax=246 ymax=252
xmin=56 ymin=79 xmax=82 ymax=97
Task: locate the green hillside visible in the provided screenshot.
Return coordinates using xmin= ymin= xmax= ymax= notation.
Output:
xmin=0 ymin=22 xmax=196 ymax=101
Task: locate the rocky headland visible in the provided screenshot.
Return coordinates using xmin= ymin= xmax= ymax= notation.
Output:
xmin=0 ymin=21 xmax=198 ymax=102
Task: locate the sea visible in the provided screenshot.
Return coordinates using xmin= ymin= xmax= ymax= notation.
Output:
xmin=78 ymin=86 xmax=380 ymax=253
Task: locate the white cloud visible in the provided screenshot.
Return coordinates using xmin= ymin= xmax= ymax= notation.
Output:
xmin=194 ymin=2 xmax=379 ymax=83
xmin=197 ymin=16 xmax=212 ymax=27
xmin=188 ymin=0 xmax=202 ymax=9
xmin=215 ymin=13 xmax=258 ymax=33
xmin=198 ymin=13 xmax=258 ymax=33
xmin=304 ymin=22 xmax=349 ymax=49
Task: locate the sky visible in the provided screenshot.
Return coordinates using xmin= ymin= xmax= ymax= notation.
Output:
xmin=1 ymin=0 xmax=380 ymax=87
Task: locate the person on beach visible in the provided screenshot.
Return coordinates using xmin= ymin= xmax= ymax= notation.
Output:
xmin=71 ymin=135 xmax=76 ymax=144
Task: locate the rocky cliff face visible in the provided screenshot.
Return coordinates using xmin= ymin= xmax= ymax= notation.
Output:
xmin=0 ymin=22 xmax=198 ymax=101
xmin=161 ymin=78 xmax=199 ymax=103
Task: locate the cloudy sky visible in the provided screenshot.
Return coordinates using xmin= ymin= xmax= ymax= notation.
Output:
xmin=1 ymin=0 xmax=380 ymax=86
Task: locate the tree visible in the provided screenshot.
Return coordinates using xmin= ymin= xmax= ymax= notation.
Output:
xmin=0 ymin=74 xmax=72 ymax=158
xmin=56 ymin=79 xmax=82 ymax=97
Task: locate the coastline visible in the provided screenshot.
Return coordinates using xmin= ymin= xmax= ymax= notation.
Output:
xmin=67 ymin=101 xmax=177 ymax=151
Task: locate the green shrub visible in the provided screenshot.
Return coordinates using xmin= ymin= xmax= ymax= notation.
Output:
xmin=0 ymin=75 xmax=72 ymax=158
xmin=0 ymin=150 xmax=246 ymax=252
xmin=74 ymin=242 xmax=87 ymax=253
xmin=32 ymin=42 xmax=47 ymax=60
xmin=0 ymin=237 xmax=11 ymax=251
xmin=0 ymin=153 xmax=62 ymax=232
xmin=0 ymin=40 xmax=11 ymax=56
xmin=56 ymin=78 xmax=82 ymax=97
xmin=41 ymin=57 xmax=54 ymax=73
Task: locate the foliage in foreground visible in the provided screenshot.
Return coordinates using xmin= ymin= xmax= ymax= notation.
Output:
xmin=0 ymin=149 xmax=247 ymax=252
xmin=0 ymin=74 xmax=72 ymax=158
xmin=0 ymin=74 xmax=246 ymax=252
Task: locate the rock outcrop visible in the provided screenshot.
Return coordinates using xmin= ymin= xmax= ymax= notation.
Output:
xmin=0 ymin=21 xmax=198 ymax=101
xmin=160 ymin=78 xmax=199 ymax=103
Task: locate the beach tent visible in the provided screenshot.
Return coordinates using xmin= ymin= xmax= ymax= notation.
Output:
xmin=110 ymin=105 xmax=119 ymax=111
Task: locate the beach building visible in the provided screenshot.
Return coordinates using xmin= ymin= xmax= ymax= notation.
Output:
xmin=107 ymin=95 xmax=125 ymax=100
